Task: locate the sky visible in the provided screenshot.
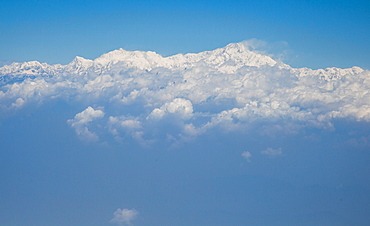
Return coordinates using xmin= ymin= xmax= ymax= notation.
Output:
xmin=0 ymin=0 xmax=369 ymax=69
xmin=1 ymin=1 xmax=370 ymax=226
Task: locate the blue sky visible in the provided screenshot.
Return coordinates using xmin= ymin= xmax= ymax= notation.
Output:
xmin=1 ymin=1 xmax=370 ymax=226
xmin=0 ymin=0 xmax=369 ymax=69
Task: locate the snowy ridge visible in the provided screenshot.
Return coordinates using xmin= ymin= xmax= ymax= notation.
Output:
xmin=0 ymin=42 xmax=279 ymax=79
xmin=87 ymin=42 xmax=279 ymax=72
xmin=0 ymin=42 xmax=362 ymax=80
xmin=292 ymin=66 xmax=364 ymax=80
xmin=94 ymin=49 xmax=165 ymax=70
xmin=0 ymin=61 xmax=64 ymax=84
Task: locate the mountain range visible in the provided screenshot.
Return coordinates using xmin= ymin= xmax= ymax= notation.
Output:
xmin=0 ymin=42 xmax=363 ymax=84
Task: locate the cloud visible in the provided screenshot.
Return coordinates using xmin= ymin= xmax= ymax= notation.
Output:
xmin=11 ymin=97 xmax=25 ymax=108
xmin=1 ymin=41 xmax=369 ymax=145
xmin=241 ymin=38 xmax=291 ymax=62
xmin=107 ymin=116 xmax=152 ymax=146
xmin=110 ymin=208 xmax=139 ymax=226
xmin=109 ymin=116 xmax=142 ymax=130
xmin=67 ymin=106 xmax=104 ymax=142
xmin=147 ymin=98 xmax=193 ymax=120
xmin=241 ymin=151 xmax=252 ymax=162
xmin=261 ymin=148 xmax=283 ymax=157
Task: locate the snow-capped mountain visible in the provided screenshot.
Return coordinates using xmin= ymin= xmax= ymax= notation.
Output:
xmin=0 ymin=61 xmax=64 ymax=84
xmin=0 ymin=42 xmax=363 ymax=85
xmin=0 ymin=42 xmax=280 ymax=80
xmin=87 ymin=42 xmax=280 ymax=71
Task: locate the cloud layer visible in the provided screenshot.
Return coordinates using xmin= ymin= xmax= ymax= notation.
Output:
xmin=1 ymin=41 xmax=369 ymax=144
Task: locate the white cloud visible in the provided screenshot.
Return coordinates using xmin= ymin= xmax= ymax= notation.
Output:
xmin=70 ymin=106 xmax=105 ymax=125
xmin=147 ymin=98 xmax=193 ymax=120
xmin=11 ymin=97 xmax=25 ymax=108
xmin=67 ymin=106 xmax=104 ymax=142
xmin=110 ymin=208 xmax=139 ymax=226
xmin=261 ymin=148 xmax=283 ymax=157
xmin=241 ymin=151 xmax=252 ymax=162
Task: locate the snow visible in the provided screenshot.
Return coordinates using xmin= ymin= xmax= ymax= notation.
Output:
xmin=0 ymin=41 xmax=280 ymax=78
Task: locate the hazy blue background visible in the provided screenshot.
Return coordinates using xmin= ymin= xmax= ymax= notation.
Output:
xmin=0 ymin=0 xmax=369 ymax=69
xmin=1 ymin=0 xmax=370 ymax=225
xmin=1 ymin=102 xmax=370 ymax=225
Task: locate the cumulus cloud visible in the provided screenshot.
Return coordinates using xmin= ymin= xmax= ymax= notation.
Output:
xmin=261 ymin=147 xmax=283 ymax=157
xmin=241 ymin=151 xmax=252 ymax=162
xmin=67 ymin=106 xmax=104 ymax=142
xmin=147 ymin=98 xmax=193 ymax=120
xmin=11 ymin=97 xmax=25 ymax=108
xmin=110 ymin=208 xmax=139 ymax=226
xmin=0 ymin=41 xmax=369 ymax=145
xmin=109 ymin=116 xmax=142 ymax=130
xmin=107 ymin=115 xmax=152 ymax=146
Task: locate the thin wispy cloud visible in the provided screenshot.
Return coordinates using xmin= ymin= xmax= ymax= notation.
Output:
xmin=241 ymin=151 xmax=252 ymax=162
xmin=110 ymin=208 xmax=139 ymax=226
xmin=261 ymin=147 xmax=283 ymax=157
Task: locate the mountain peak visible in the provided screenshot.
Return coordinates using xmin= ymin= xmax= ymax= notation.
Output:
xmin=65 ymin=56 xmax=94 ymax=74
xmin=69 ymin=56 xmax=93 ymax=65
xmin=72 ymin=56 xmax=89 ymax=62
xmin=93 ymin=48 xmax=165 ymax=70
xmin=224 ymin=42 xmax=249 ymax=52
xmin=203 ymin=42 xmax=278 ymax=70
